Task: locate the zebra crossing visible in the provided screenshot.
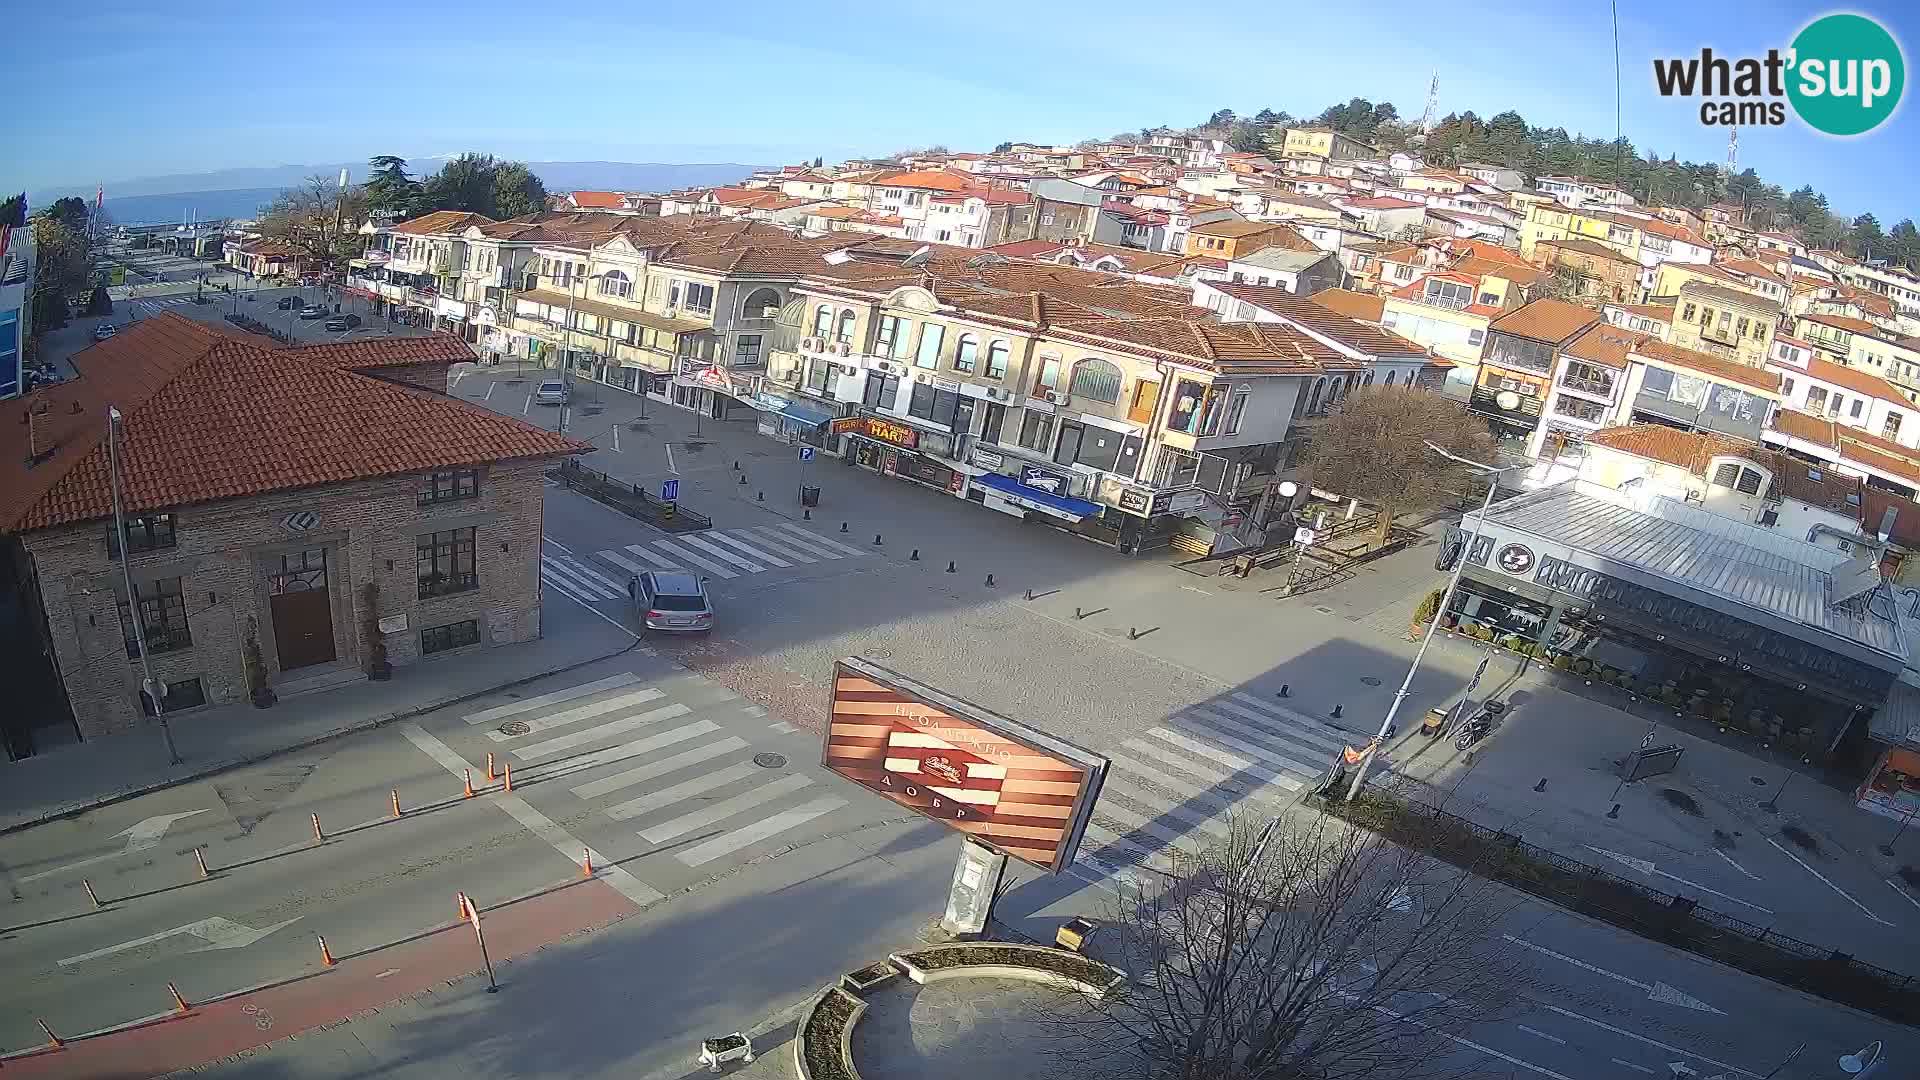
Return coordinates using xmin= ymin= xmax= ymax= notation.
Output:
xmin=132 ymin=295 xmax=202 ymax=310
xmin=538 ymin=523 xmax=868 ymax=605
xmin=1070 ymin=690 xmax=1354 ymax=890
xmin=461 ymin=673 xmax=849 ymax=870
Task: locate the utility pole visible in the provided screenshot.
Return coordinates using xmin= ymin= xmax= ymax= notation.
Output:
xmin=108 ymin=406 xmax=182 ymax=766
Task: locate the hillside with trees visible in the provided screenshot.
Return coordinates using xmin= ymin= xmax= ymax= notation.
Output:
xmin=1160 ymin=99 xmax=1920 ymax=273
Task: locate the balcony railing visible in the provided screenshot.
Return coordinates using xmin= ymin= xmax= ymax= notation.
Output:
xmin=1559 ymin=373 xmax=1615 ymax=398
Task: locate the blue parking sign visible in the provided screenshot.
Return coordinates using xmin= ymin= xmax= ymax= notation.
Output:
xmin=661 ymin=478 xmax=680 ymax=501
xmin=798 ymin=447 xmax=815 ymax=462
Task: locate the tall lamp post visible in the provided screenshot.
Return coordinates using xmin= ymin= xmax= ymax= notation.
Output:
xmin=558 ymin=269 xmax=623 ymax=438
xmin=1345 ymin=444 xmax=1522 ymax=801
xmin=108 ymin=406 xmax=183 ymax=767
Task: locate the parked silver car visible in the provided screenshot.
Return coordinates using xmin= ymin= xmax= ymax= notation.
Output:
xmin=631 ymin=571 xmax=714 ymax=632
xmin=534 ymin=379 xmax=570 ymax=405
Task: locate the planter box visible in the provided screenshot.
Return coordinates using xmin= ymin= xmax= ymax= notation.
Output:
xmin=890 ymin=942 xmax=1126 ymax=1002
xmin=840 ymin=960 xmax=900 ymax=996
xmin=794 ymin=986 xmax=866 ymax=1080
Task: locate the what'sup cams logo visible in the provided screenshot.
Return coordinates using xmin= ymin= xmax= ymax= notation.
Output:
xmin=1654 ymin=13 xmax=1905 ymax=136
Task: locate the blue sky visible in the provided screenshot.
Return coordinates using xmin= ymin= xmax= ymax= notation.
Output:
xmin=12 ymin=0 xmax=1916 ymax=224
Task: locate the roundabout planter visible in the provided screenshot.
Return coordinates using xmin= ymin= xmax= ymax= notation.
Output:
xmin=794 ymin=986 xmax=866 ymax=1080
xmin=890 ymin=942 xmax=1126 ymax=1001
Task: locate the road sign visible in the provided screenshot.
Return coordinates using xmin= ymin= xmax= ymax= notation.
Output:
xmin=1293 ymin=526 xmax=1317 ymax=547
xmin=798 ymin=447 xmax=815 ymax=462
xmin=661 ymin=478 xmax=680 ymax=502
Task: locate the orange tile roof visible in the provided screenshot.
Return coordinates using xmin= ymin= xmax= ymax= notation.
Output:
xmin=391 ymin=210 xmax=494 ymax=235
xmin=0 ymin=314 xmax=584 ymax=534
xmin=871 ymin=170 xmax=973 ymax=193
xmin=1212 ymin=286 xmax=1422 ymax=356
xmin=1801 ymin=312 xmax=1879 ymax=335
xmin=1488 ymin=298 xmax=1602 ymax=343
xmin=1563 ymin=323 xmax=1649 ymax=370
xmin=1309 ymin=287 xmax=1386 ymax=323
xmin=1859 ymin=487 xmax=1920 ymax=547
xmin=1190 ymin=218 xmax=1283 ymax=238
xmin=1632 ymin=338 xmax=1783 ymax=394
xmin=1587 ymin=425 xmax=1863 ymax=512
xmin=1766 ymin=408 xmax=1838 ymax=449
xmin=568 ymin=191 xmax=626 ymax=209
xmin=1613 ymin=301 xmax=1675 ymax=321
xmin=1538 ymin=237 xmax=1638 ymax=264
xmin=1802 ymin=356 xmax=1911 ymax=407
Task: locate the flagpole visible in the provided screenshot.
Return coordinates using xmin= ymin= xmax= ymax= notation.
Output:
xmin=108 ymin=406 xmax=183 ymax=766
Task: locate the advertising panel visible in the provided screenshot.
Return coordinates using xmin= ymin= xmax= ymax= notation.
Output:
xmin=822 ymin=658 xmax=1108 ymax=873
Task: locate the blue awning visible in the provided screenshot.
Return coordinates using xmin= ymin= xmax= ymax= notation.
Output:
xmin=778 ymin=400 xmax=836 ymax=428
xmin=971 ymin=472 xmax=1103 ymax=521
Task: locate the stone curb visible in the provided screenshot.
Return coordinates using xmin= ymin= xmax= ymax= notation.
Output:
xmin=0 ymin=635 xmax=642 ymax=839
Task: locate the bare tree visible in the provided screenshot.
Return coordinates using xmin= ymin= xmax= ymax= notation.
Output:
xmin=256 ymin=174 xmax=367 ymax=267
xmin=1302 ymin=384 xmax=1494 ymax=548
xmin=1040 ymin=813 xmax=1527 ymax=1080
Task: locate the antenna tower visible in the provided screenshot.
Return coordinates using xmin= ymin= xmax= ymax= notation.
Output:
xmin=1419 ymin=72 xmax=1441 ymax=133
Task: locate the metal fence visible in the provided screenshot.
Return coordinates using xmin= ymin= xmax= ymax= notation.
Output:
xmin=550 ymin=459 xmax=711 ymax=534
xmin=1321 ymin=780 xmax=1920 ymax=1023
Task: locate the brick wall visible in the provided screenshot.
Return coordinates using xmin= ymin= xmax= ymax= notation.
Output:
xmin=21 ymin=457 xmax=551 ymax=740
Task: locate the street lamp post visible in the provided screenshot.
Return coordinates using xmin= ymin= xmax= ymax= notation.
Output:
xmin=559 ymin=270 xmax=617 ymax=439
xmin=1345 ymin=445 xmax=1521 ymax=802
xmin=108 ymin=406 xmax=182 ymax=767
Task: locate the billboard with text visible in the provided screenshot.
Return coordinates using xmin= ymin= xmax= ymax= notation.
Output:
xmin=822 ymin=658 xmax=1108 ymax=873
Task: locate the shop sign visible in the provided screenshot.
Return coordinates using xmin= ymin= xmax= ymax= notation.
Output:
xmin=377 ymin=613 xmax=409 ymax=634
xmin=972 ymin=447 xmax=1005 ymax=471
xmin=436 ymin=296 xmax=467 ymax=319
xmin=1117 ymin=488 xmax=1151 ymax=515
xmin=1495 ymin=543 xmax=1536 ymax=576
xmin=829 ymin=417 xmax=863 ymax=436
xmin=853 ymin=416 xmax=920 ymax=450
xmin=1020 ymin=464 xmax=1071 ymax=497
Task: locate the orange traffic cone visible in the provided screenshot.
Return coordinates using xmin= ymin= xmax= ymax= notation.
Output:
xmin=463 ymin=769 xmax=475 ymax=799
xmin=582 ymin=847 xmax=594 ymax=877
xmin=319 ymin=935 xmax=336 ymax=967
xmin=168 ymin=982 xmax=192 ymax=1014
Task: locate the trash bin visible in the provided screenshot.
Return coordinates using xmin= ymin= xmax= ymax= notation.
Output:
xmin=799 ymin=485 xmax=821 ymax=507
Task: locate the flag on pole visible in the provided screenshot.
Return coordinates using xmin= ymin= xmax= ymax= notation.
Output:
xmin=338 ymin=168 xmax=349 ymax=190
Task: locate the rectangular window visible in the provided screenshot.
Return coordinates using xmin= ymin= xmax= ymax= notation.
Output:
xmin=109 ymin=512 xmax=177 ymax=555
xmin=876 ymin=315 xmax=903 ymax=355
xmin=1223 ymin=388 xmax=1250 ymax=434
xmin=1035 ymin=355 xmax=1063 ymax=393
xmin=863 ymin=372 xmax=901 ymax=410
xmin=807 ymin=360 xmax=832 ymax=393
xmin=981 ymin=402 xmax=1006 ymax=445
xmin=985 ymin=342 xmax=1009 ymax=380
xmin=1017 ymin=410 xmax=1055 ymax=453
xmin=1851 ymin=398 xmax=1865 ymax=419
xmin=1806 ymin=386 xmax=1829 ymax=411
xmin=1052 ymin=419 xmax=1085 ymax=466
xmin=421 ymin=619 xmax=481 ymax=655
xmin=914 ymin=324 xmax=945 ymax=370
xmin=953 ymin=337 xmax=978 ymax=374
xmin=733 ymin=335 xmax=763 ymax=367
xmin=121 ymin=576 xmax=191 ymax=658
xmin=682 ymin=282 xmax=715 ymax=314
xmin=1886 ymin=414 xmax=1905 ymax=440
xmin=1781 ymin=377 xmax=1795 ymax=396
xmin=417 ymin=469 xmax=480 ymax=506
xmin=1735 ymin=468 xmax=1764 ymax=495
xmin=418 ymin=528 xmax=478 ymax=599
xmin=1551 ymin=394 xmax=1606 ymax=423
xmin=1713 ymin=462 xmax=1741 ymax=487
xmin=1129 ymin=381 xmax=1161 ymax=424
xmin=1640 ymin=367 xmax=1674 ymax=397
xmin=139 ymin=676 xmax=206 ymax=715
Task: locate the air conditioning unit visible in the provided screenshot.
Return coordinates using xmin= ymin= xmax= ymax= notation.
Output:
xmin=837 ymin=342 xmax=852 ymax=356
xmin=801 ymin=337 xmax=819 ymax=352
xmin=664 ymin=308 xmax=678 ymax=318
xmin=1046 ymin=390 xmax=1070 ymax=405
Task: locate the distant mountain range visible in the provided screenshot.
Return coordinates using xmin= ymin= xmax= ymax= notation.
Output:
xmin=30 ymin=160 xmax=768 ymax=225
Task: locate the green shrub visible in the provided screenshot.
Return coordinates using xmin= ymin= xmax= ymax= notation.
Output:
xmin=1572 ymin=658 xmax=1594 ymax=676
xmin=1552 ymin=654 xmax=1572 ymax=671
xmin=1413 ymin=588 xmax=1445 ymax=625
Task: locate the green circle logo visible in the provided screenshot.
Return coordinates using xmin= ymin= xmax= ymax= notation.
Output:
xmin=1788 ymin=13 xmax=1905 ymax=136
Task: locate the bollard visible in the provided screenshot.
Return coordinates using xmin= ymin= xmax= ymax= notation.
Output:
xmin=458 ymin=891 xmax=472 ymax=920
xmin=733 ymin=461 xmax=740 ymax=471
xmin=1331 ymin=704 xmax=1344 ymax=719
xmin=195 ymin=848 xmax=210 ymax=879
xmin=582 ymin=847 xmax=594 ymax=877
xmin=82 ymin=878 xmax=102 ymax=909
xmin=1278 ymin=683 xmax=1290 ymax=697
xmin=503 ymin=762 xmax=513 ymax=793
xmin=319 ymin=935 xmax=337 ymax=967
xmin=1534 ymin=778 xmax=1548 ymax=793
xmin=985 ymin=573 xmax=995 ymax=588
xmin=1128 ymin=627 xmax=1139 ymax=640
xmin=738 ymin=473 xmax=747 ymax=486
xmin=873 ymin=534 xmax=883 ymax=546
xmin=312 ymin=812 xmax=325 ymax=844
xmin=840 ymin=521 xmax=849 ymax=533
xmin=391 ymin=789 xmax=402 ymax=818
xmin=757 ymin=491 xmax=764 ymax=501
xmin=1606 ymin=804 xmax=1621 ymax=819
xmin=945 ymin=560 xmax=956 ymax=573
xmin=36 ymin=1018 xmax=63 ymax=1049
xmin=168 ymin=982 xmax=192 ymax=1015
xmin=803 ymin=508 xmax=811 ymax=520
xmin=486 ymin=752 xmax=497 ymax=783
xmin=909 ymin=549 xmax=919 ymax=561
xmin=464 ymin=769 xmax=475 ymax=799
xmin=1025 ymin=588 xmax=1034 ymax=601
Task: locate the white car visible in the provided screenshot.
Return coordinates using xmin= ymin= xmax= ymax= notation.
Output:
xmin=534 ymin=379 xmax=570 ymax=405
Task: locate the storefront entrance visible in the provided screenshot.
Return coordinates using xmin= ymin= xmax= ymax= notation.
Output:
xmin=268 ymin=548 xmax=336 ymax=671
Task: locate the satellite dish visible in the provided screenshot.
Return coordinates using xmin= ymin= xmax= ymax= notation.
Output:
xmin=1495 ymin=390 xmax=1521 ymax=411
xmin=901 ymin=244 xmax=933 ymax=269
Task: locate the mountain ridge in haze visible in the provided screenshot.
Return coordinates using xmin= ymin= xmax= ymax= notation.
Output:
xmin=31 ymin=160 xmax=768 ymax=207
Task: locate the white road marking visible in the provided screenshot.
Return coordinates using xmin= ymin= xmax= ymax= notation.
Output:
xmin=1586 ymin=846 xmax=1773 ymax=915
xmin=554 ymin=554 xmax=626 ymax=595
xmin=541 ymin=555 xmax=621 ymax=600
xmin=620 ymin=544 xmax=681 ymax=570
xmin=677 ymin=533 xmax=765 ymax=573
xmin=484 ymin=688 xmax=664 ymax=741
xmin=1611 ymin=1059 xmax=1658 ymax=1075
xmin=1712 ymin=848 xmax=1761 ymax=881
xmin=511 ymin=704 xmax=693 ymax=761
xmin=540 ymin=570 xmax=601 ymax=606
xmin=737 ymin=527 xmax=820 ymax=563
xmin=1168 ymin=715 xmax=1322 ymax=778
xmin=1187 ymin=705 xmax=1346 ymax=766
xmin=1515 ymin=1025 xmax=1566 ymax=1045
xmin=542 ymin=535 xmax=574 ymax=555
xmin=483 ymin=383 xmax=495 ymax=402
xmin=770 ymin=522 xmax=868 ymax=558
xmin=664 ymin=443 xmax=677 ymax=474
xmin=20 ymin=808 xmax=213 ymax=883
xmin=572 ymin=736 xmax=747 ymax=800
xmin=1765 ymin=834 xmax=1894 ymax=926
xmin=58 ymin=916 xmax=301 ymax=967
xmin=768 ymin=721 xmax=797 ymax=734
xmin=375 ymin=968 xmax=401 ymax=979
xmin=400 ymin=724 xmax=663 ymax=905
xmin=522 ymin=392 xmax=532 ymax=415
xmin=597 ymin=548 xmax=655 ymax=579
xmin=650 ymin=539 xmax=738 ymax=579
xmin=1502 ymin=935 xmax=1724 ymax=1014
xmin=702 ymin=531 xmax=791 ymax=567
xmin=1180 ymin=585 xmax=1211 ymax=595
xmin=467 ymin=676 xmax=644 ymax=726
xmin=607 ymin=761 xmax=762 ymax=821
xmin=674 ymin=797 xmax=846 ymax=867
xmin=1888 ymin=878 xmax=1920 ymax=913
xmin=639 ymin=773 xmax=815 ymax=843
xmin=611 ymin=425 xmax=620 ymax=453
xmin=1534 ymin=1004 xmax=1761 ymax=1079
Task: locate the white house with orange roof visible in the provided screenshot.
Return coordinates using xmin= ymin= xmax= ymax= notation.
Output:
xmin=1766 ymin=335 xmax=1920 ymax=446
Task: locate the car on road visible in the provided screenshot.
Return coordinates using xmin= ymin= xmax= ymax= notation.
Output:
xmin=534 ymin=379 xmax=570 ymax=405
xmin=631 ymin=571 xmax=714 ymax=632
xmin=92 ymin=323 xmax=117 ymax=342
xmin=298 ymin=305 xmax=327 ymax=320
xmin=324 ymin=314 xmax=361 ymax=331
xmin=276 ymin=296 xmax=300 ymax=310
